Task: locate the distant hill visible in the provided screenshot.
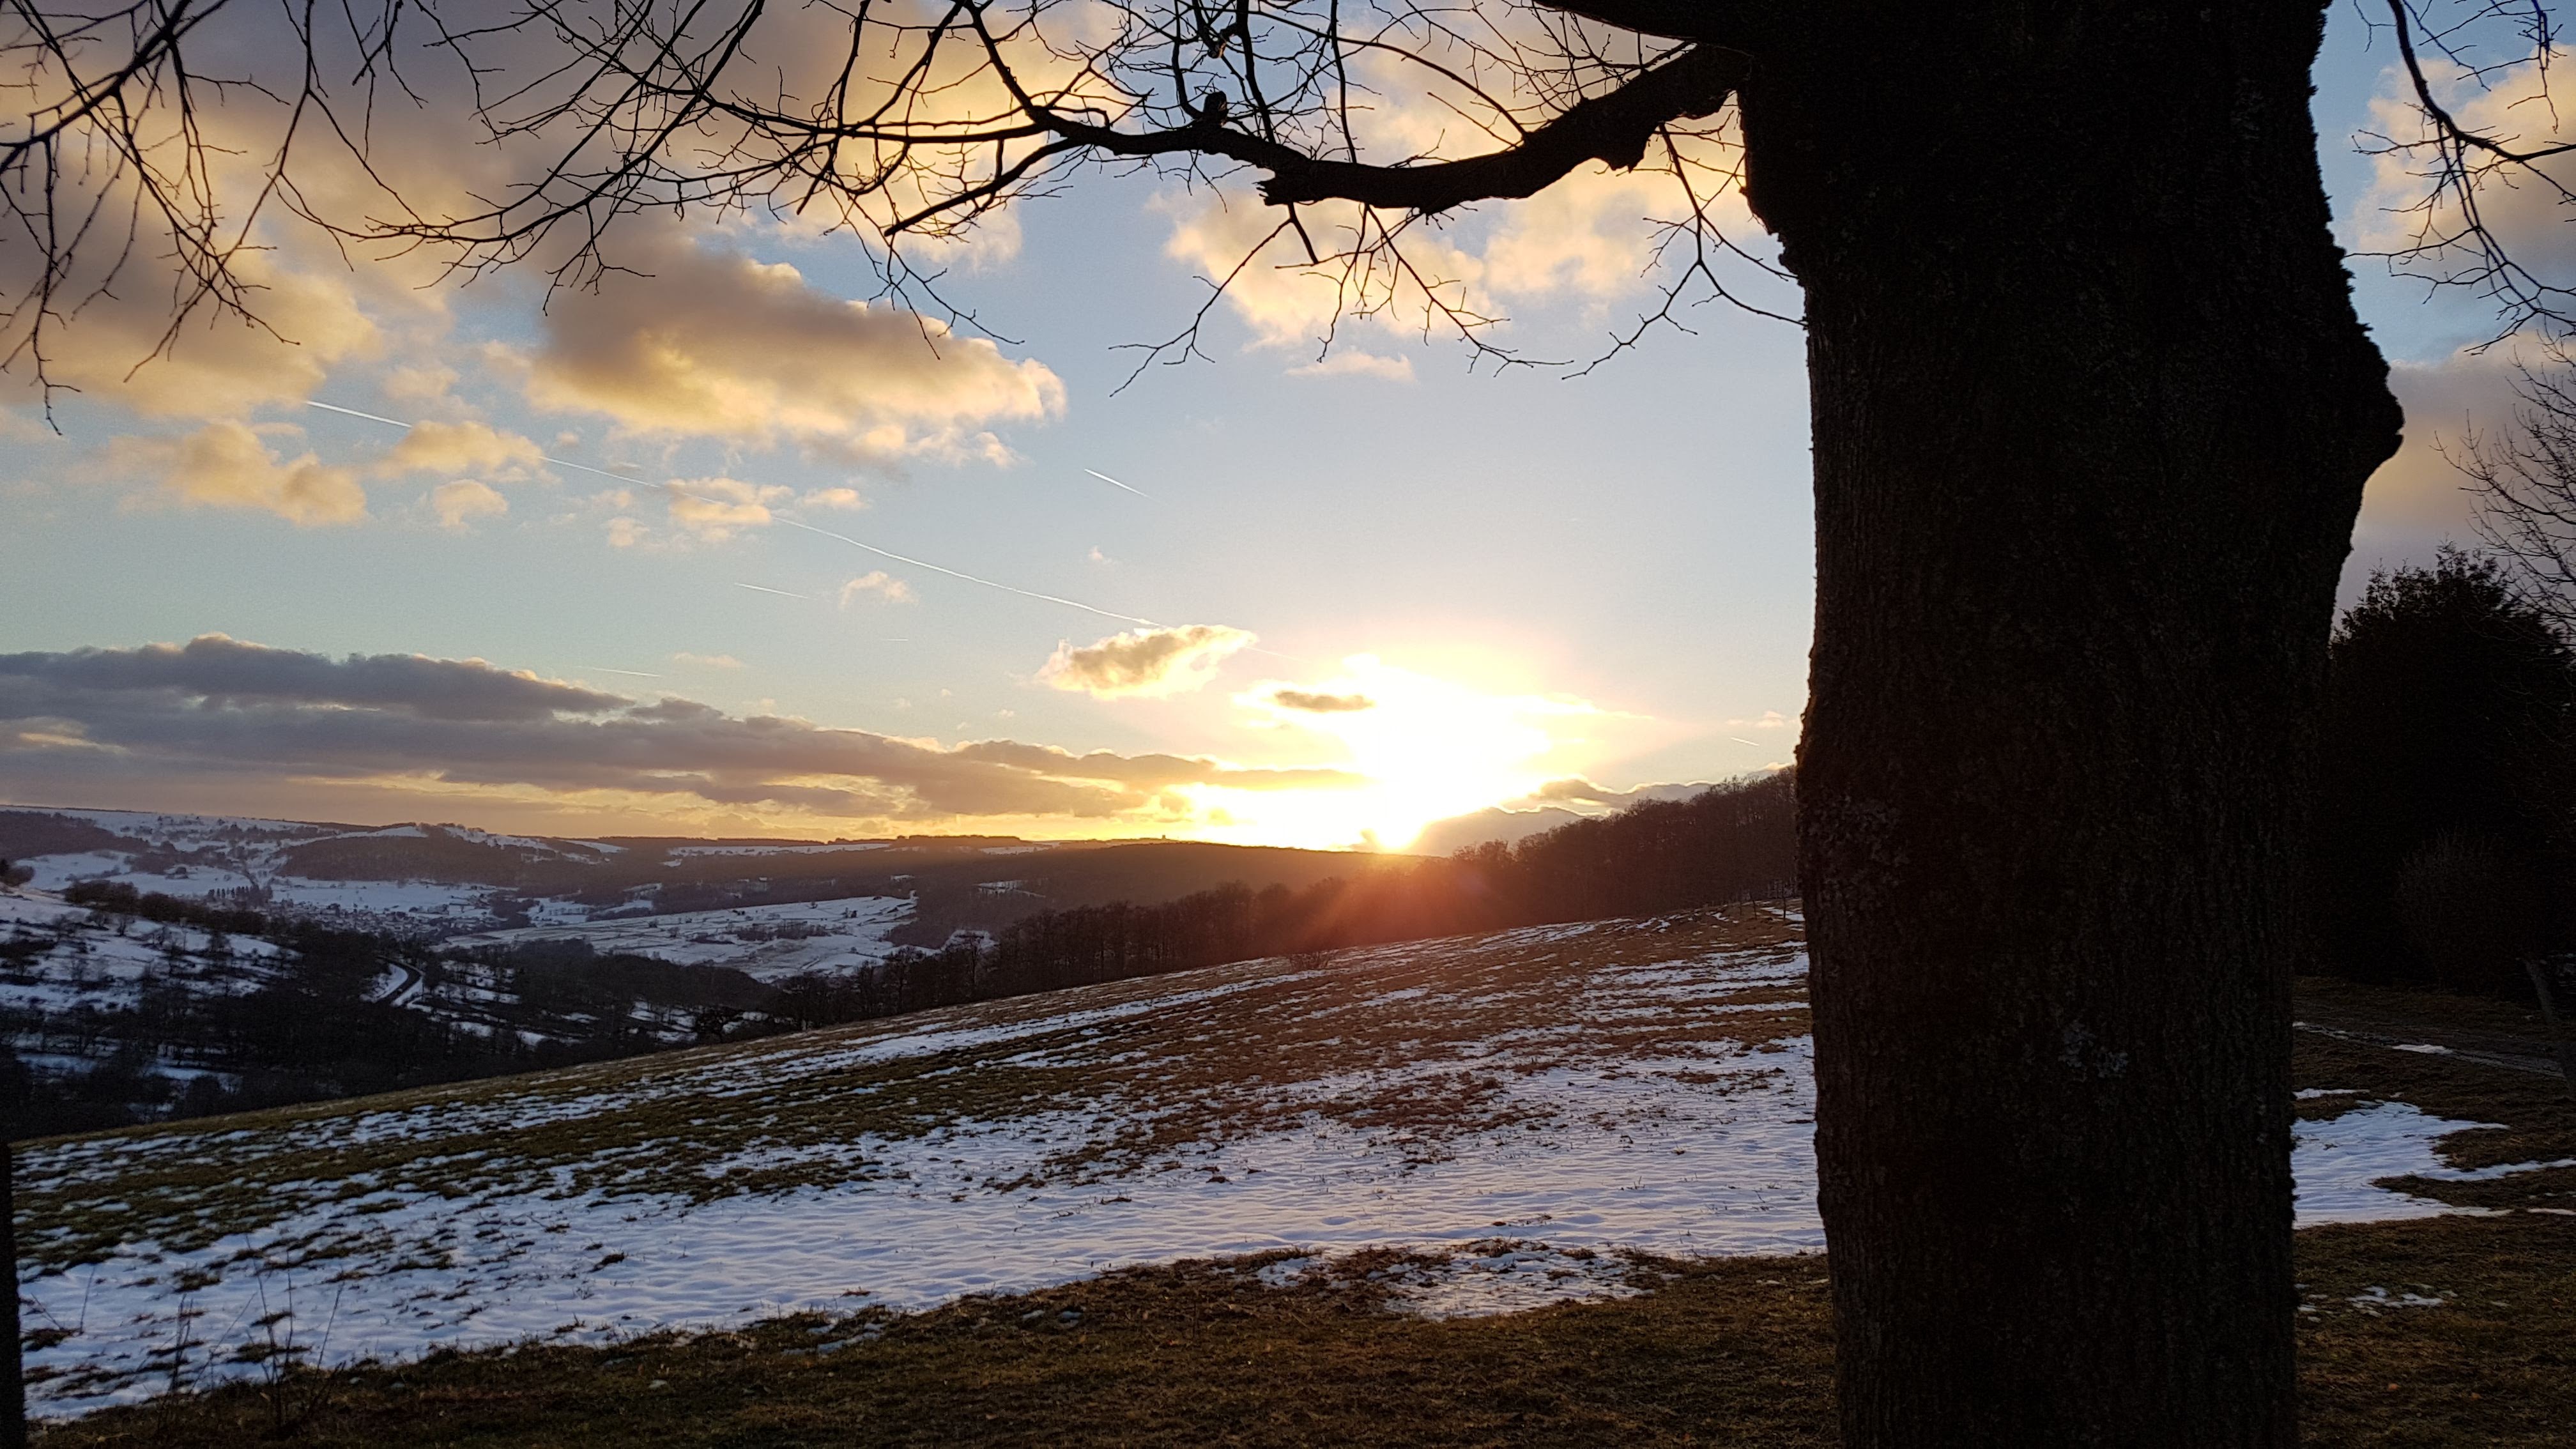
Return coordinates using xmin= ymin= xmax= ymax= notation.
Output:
xmin=0 ymin=805 xmax=1415 ymax=947
xmin=1411 ymin=780 xmax=1733 ymax=855
xmin=1410 ymin=805 xmax=1588 ymax=855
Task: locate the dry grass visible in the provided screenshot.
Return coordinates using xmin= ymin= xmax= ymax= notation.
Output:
xmin=19 ymin=911 xmax=1809 ymax=1273
xmin=29 ymin=954 xmax=2576 ymax=1445
xmin=33 ymin=1215 xmax=2573 ymax=1447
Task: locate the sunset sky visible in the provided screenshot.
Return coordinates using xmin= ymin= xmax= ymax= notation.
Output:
xmin=0 ymin=7 xmax=2549 ymax=848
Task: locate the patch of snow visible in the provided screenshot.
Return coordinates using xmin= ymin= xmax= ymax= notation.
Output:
xmin=2292 ymin=1100 xmax=2573 ymax=1224
xmin=446 ymin=896 xmax=914 ymax=980
xmin=16 ymin=854 xmax=132 ymax=891
xmin=13 ymin=914 xmax=2563 ymax=1420
xmin=1371 ymin=1245 xmax=1648 ymax=1319
xmin=2347 ymin=1285 xmax=2447 ymax=1309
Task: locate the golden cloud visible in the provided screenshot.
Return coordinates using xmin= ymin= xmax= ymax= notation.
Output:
xmin=1043 ymin=625 xmax=1257 ymax=699
xmin=106 ymin=423 xmax=367 ymax=526
xmin=380 ymin=420 xmax=546 ymax=481
xmin=525 ymin=230 xmax=1063 ymax=463
xmin=430 ymin=480 xmax=510 ymax=529
xmin=839 ymin=572 xmax=917 ymax=606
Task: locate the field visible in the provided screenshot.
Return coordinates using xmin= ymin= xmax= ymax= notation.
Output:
xmin=443 ymin=895 xmax=914 ymax=980
xmin=19 ymin=906 xmax=2575 ymax=1443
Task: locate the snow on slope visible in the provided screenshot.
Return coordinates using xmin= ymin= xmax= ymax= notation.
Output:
xmin=10 ymin=853 xmax=493 ymax=922
xmin=445 ymin=895 xmax=914 ymax=980
xmin=14 ymin=908 xmax=2556 ymax=1417
xmin=0 ymin=890 xmax=290 ymax=1020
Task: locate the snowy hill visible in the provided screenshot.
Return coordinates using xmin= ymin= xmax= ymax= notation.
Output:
xmin=445 ymin=894 xmax=914 ymax=981
xmin=0 ymin=805 xmax=1419 ymax=963
xmin=17 ymin=906 xmax=2564 ymax=1419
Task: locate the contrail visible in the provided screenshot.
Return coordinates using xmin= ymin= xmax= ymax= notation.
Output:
xmin=1728 ymin=736 xmax=1763 ymax=747
xmin=305 ymin=399 xmax=1162 ymax=627
xmin=579 ymin=665 xmax=666 ymax=678
xmin=1084 ymin=468 xmax=1149 ymax=498
xmin=310 ymin=400 xmax=693 ymax=490
xmin=734 ymin=583 xmax=808 ymax=599
xmin=767 ymin=512 xmax=1157 ymax=627
xmin=305 ymin=399 xmax=412 ymax=429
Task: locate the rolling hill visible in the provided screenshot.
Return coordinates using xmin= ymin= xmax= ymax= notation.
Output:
xmin=17 ymin=905 xmax=2566 ymax=1422
xmin=0 ymin=806 xmax=1423 ymax=952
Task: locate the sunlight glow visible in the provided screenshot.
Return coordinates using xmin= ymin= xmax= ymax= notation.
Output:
xmin=1188 ymin=656 xmax=1603 ymax=851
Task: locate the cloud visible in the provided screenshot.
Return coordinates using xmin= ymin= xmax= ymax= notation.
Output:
xmin=673 ymin=652 xmax=744 ymax=669
xmin=2362 ymin=50 xmax=2576 ymax=291
xmin=525 ymin=230 xmax=1064 ymax=463
xmin=1269 ymin=687 xmax=1376 ymax=713
xmin=2341 ymin=346 xmax=2504 ymax=553
xmin=379 ymin=420 xmax=546 ymax=481
xmin=1288 ymin=351 xmax=1414 ymax=382
xmin=431 ymin=479 xmax=509 ymax=529
xmin=105 ymin=423 xmax=367 ymax=525
xmin=666 ymin=477 xmax=792 ymax=542
xmin=1520 ymin=777 xmax=1716 ymax=808
xmin=1041 ymin=625 xmax=1256 ymax=699
xmin=0 ymin=636 xmax=1358 ymax=827
xmin=4 ymin=247 xmax=379 ymax=424
xmin=839 ymin=571 xmax=917 ymax=606
xmin=1722 ymin=710 xmax=1795 ymax=732
xmin=0 ymin=636 xmax=627 ymax=720
xmin=802 ymin=487 xmax=867 ymax=510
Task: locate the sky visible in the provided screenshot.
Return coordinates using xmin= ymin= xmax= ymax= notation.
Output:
xmin=0 ymin=3 xmax=2556 ymax=849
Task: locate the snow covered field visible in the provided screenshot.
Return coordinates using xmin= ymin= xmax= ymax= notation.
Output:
xmin=445 ymin=895 xmax=914 ymax=979
xmin=15 ymin=909 xmax=2559 ymax=1418
xmin=0 ymin=891 xmax=289 ymax=1020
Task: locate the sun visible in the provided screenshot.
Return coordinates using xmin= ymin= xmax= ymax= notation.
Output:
xmin=1185 ymin=655 xmax=1603 ymax=851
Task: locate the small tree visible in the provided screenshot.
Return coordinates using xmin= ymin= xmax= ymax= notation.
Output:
xmin=2467 ymin=346 xmax=2576 ymax=634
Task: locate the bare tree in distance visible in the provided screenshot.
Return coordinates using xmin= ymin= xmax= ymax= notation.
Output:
xmin=14 ymin=1 xmax=2576 ymax=1443
xmin=2460 ymin=346 xmax=2576 ymax=628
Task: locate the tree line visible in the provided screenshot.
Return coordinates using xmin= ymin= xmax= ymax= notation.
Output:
xmin=2309 ymin=548 xmax=2576 ymax=1006
xmin=770 ymin=769 xmax=1800 ymax=1026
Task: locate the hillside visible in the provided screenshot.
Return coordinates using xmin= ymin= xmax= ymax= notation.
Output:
xmin=18 ymin=905 xmax=2570 ymax=1425
xmin=0 ymin=883 xmax=788 ymax=1134
xmin=0 ymin=806 xmax=1422 ymax=949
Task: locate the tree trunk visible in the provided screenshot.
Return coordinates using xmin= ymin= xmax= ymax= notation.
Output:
xmin=1738 ymin=4 xmax=2402 ymax=1443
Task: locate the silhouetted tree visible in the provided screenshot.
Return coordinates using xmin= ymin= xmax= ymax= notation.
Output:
xmin=2313 ymin=550 xmax=2576 ymax=994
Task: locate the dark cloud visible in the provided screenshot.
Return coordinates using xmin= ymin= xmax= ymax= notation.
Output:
xmin=1268 ymin=688 xmax=1375 ymax=713
xmin=0 ymin=638 xmax=1358 ymax=824
xmin=0 ymin=636 xmax=629 ymax=721
xmin=1041 ymin=625 xmax=1254 ymax=698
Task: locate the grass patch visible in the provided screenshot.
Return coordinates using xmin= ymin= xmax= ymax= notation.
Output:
xmin=34 ymin=1214 xmax=2573 ymax=1447
xmin=15 ymin=911 xmax=1809 ymax=1276
xmin=28 ymin=935 xmax=2576 ymax=1444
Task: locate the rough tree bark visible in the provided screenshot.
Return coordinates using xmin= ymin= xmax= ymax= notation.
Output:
xmin=1740 ymin=4 xmax=2403 ymax=1443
